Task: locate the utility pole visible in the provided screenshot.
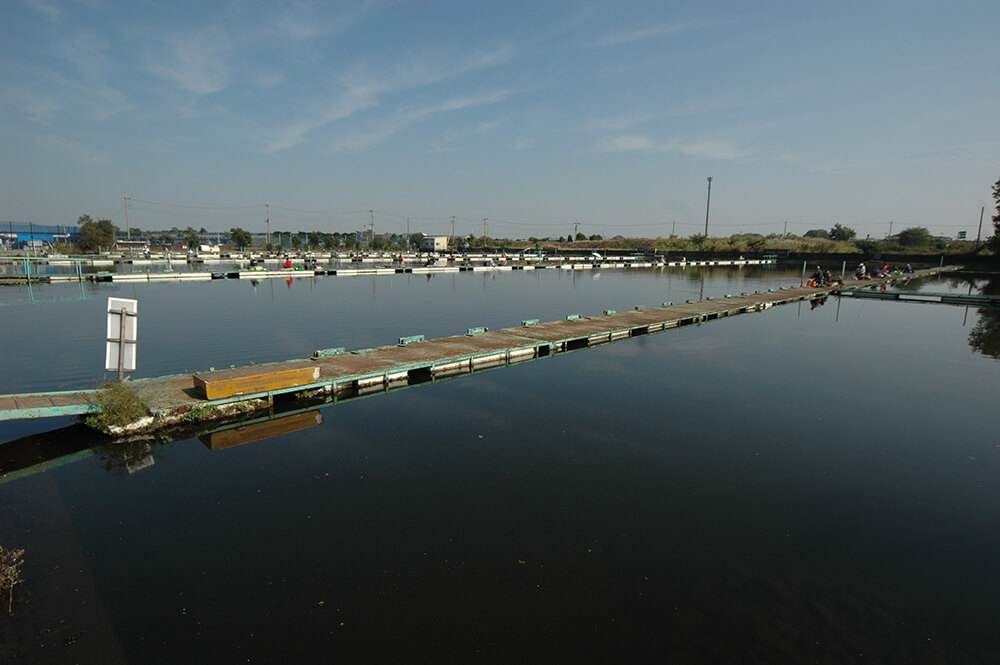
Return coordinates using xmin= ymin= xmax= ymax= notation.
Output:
xmin=574 ymin=222 xmax=579 ymax=239
xmin=450 ymin=215 xmax=455 ymax=241
xmin=483 ymin=217 xmax=488 ymax=238
xmin=704 ymin=177 xmax=713 ymax=237
xmin=265 ymin=203 xmax=270 ymax=250
xmin=406 ymin=217 xmax=410 ymax=246
xmin=975 ymin=206 xmax=984 ymax=248
xmin=888 ymin=219 xmax=893 ymax=239
xmin=671 ymin=220 xmax=676 ymax=237
xmin=369 ymin=209 xmax=374 ymax=244
xmin=783 ymin=219 xmax=787 ymax=237
xmin=123 ymin=195 xmax=131 ymax=241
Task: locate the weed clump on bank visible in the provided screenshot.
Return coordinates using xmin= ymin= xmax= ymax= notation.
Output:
xmin=85 ymin=380 xmax=149 ymax=433
xmin=0 ymin=546 xmax=24 ymax=615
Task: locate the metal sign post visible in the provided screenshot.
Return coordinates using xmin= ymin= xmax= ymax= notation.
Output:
xmin=105 ymin=298 xmax=138 ymax=378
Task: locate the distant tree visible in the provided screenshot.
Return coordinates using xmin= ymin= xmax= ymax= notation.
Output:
xmin=158 ymin=233 xmax=173 ymax=246
xmin=291 ymin=235 xmax=303 ymax=250
xmin=589 ymin=234 xmax=603 ymax=241
xmin=307 ymin=231 xmax=323 ymax=249
xmin=183 ymin=227 xmax=199 ymax=249
xmin=990 ymin=178 xmax=1000 ymax=252
xmin=322 ymin=234 xmax=337 ymax=250
xmin=77 ymin=215 xmax=117 ymax=253
xmin=895 ymin=227 xmax=933 ymax=247
xmin=854 ymin=239 xmax=881 ymax=255
xmin=829 ymin=223 xmax=856 ymax=241
xmin=370 ymin=235 xmax=388 ymax=250
xmin=410 ymin=232 xmax=425 ymax=249
xmin=746 ymin=237 xmax=766 ymax=252
xmin=229 ymin=227 xmax=252 ymax=250
xmin=199 ymin=227 xmax=207 ymax=234
xmin=575 ymin=232 xmax=586 ymax=241
xmin=690 ymin=233 xmax=707 ymax=248
xmin=804 ymin=229 xmax=830 ymax=239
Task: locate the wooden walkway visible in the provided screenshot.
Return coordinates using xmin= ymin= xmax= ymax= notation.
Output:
xmin=0 ymin=267 xmax=954 ymax=427
xmin=0 ymin=390 xmax=97 ymax=420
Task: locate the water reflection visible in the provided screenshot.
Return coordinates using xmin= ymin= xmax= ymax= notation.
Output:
xmin=96 ymin=437 xmax=166 ymax=475
xmin=199 ymin=410 xmax=322 ymax=450
xmin=0 ymin=406 xmax=328 ymax=481
xmin=2 ymin=270 xmax=1000 ymax=662
xmin=968 ymin=275 xmax=1000 ymax=359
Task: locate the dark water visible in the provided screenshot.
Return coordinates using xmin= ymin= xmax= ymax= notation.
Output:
xmin=1 ymin=268 xmax=998 ymax=664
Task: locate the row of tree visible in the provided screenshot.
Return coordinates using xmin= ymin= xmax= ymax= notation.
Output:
xmin=68 ymin=180 xmax=1000 ymax=254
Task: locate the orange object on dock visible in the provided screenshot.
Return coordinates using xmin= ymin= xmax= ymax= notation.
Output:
xmin=192 ymin=365 xmax=321 ymax=400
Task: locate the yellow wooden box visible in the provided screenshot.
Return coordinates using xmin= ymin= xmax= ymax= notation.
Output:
xmin=192 ymin=365 xmax=320 ymax=400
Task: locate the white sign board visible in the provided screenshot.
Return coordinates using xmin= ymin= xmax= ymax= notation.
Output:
xmin=105 ymin=297 xmax=138 ymax=373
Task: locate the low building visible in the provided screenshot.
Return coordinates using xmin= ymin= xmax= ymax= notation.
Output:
xmin=115 ymin=239 xmax=149 ymax=254
xmin=421 ymin=235 xmax=449 ymax=252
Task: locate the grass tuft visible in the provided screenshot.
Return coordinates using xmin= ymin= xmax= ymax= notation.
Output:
xmin=0 ymin=546 xmax=24 ymax=615
xmin=85 ymin=380 xmax=149 ymax=432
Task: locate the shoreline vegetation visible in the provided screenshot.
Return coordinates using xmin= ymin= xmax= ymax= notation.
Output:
xmin=11 ymin=230 xmax=1000 ymax=259
xmin=6 ymin=212 xmax=998 ymax=258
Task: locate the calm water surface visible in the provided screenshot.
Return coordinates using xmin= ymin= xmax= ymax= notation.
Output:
xmin=0 ymin=267 xmax=997 ymax=664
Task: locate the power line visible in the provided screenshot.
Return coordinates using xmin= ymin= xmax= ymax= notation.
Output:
xmin=271 ymin=205 xmax=369 ymax=216
xmin=130 ymin=198 xmax=264 ymax=211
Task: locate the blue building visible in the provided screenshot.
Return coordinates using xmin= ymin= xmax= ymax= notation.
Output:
xmin=1 ymin=222 xmax=80 ymax=249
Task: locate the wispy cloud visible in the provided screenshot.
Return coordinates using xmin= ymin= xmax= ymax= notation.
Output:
xmin=583 ymin=112 xmax=656 ymax=132
xmin=53 ymin=29 xmax=131 ymax=119
xmin=513 ymin=138 xmax=534 ymax=150
xmin=263 ymin=85 xmax=380 ymax=153
xmin=448 ymin=119 xmax=503 ymax=139
xmin=598 ymin=134 xmax=749 ymax=160
xmin=273 ymin=0 xmax=380 ymax=41
xmin=345 ymin=44 xmax=515 ymax=93
xmin=0 ymin=85 xmax=59 ymax=123
xmin=593 ymin=21 xmax=696 ymax=48
xmin=600 ymin=134 xmax=656 ymax=152
xmin=265 ymin=45 xmax=516 ymax=153
xmin=36 ymin=134 xmax=109 ymax=164
xmin=254 ymin=69 xmax=285 ymax=90
xmin=145 ymin=30 xmax=233 ymax=96
xmin=429 ymin=119 xmax=504 ymax=152
xmin=23 ymin=0 xmax=60 ymax=20
xmin=335 ymin=90 xmax=515 ymax=152
xmin=676 ymin=141 xmax=748 ymax=160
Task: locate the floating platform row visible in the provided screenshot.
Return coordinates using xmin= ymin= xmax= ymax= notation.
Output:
xmin=54 ymin=258 xmax=774 ymax=283
xmin=0 ymin=267 xmax=954 ymax=430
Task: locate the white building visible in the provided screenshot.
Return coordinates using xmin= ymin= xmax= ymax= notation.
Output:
xmin=421 ymin=235 xmax=449 ymax=252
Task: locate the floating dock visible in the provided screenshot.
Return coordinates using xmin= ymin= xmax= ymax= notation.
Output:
xmin=837 ymin=289 xmax=1000 ymax=307
xmin=4 ymin=256 xmax=776 ymax=284
xmin=0 ymin=267 xmax=956 ymax=430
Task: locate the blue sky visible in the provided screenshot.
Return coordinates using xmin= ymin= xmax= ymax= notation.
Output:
xmin=1 ymin=1 xmax=997 ymax=240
